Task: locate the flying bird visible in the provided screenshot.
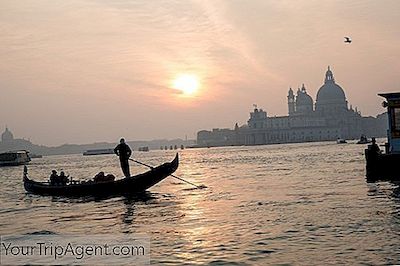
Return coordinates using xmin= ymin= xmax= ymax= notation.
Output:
xmin=344 ymin=37 xmax=352 ymax=43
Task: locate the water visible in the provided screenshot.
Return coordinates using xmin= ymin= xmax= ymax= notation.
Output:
xmin=1 ymin=141 xmax=399 ymax=265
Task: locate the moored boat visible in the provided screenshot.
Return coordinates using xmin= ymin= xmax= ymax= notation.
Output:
xmin=0 ymin=150 xmax=31 ymax=167
xmin=83 ymin=148 xmax=114 ymax=156
xmin=365 ymin=93 xmax=400 ymax=182
xmin=23 ymin=153 xmax=179 ymax=196
xmin=336 ymin=138 xmax=347 ymax=144
xmin=357 ymin=135 xmax=371 ymax=144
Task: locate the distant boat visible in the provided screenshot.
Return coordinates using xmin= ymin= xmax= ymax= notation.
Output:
xmin=23 ymin=154 xmax=179 ymax=197
xmin=83 ymin=149 xmax=114 ymax=156
xmin=30 ymin=153 xmax=43 ymax=159
xmin=357 ymin=135 xmax=371 ymax=144
xmin=138 ymin=146 xmax=149 ymax=152
xmin=0 ymin=150 xmax=31 ymax=167
xmin=336 ymin=138 xmax=347 ymax=144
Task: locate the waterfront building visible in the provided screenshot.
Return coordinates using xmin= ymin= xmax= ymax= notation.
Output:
xmin=197 ymin=125 xmax=241 ymax=147
xmin=0 ymin=127 xmax=34 ymax=152
xmin=197 ymin=67 xmax=387 ymax=147
xmin=1 ymin=127 xmax=14 ymax=142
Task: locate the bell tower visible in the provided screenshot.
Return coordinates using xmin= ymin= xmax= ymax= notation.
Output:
xmin=288 ymin=87 xmax=295 ymax=116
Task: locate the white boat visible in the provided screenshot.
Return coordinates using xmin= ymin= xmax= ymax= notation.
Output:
xmin=83 ymin=148 xmax=114 ymax=156
xmin=0 ymin=151 xmax=31 ymax=167
xmin=336 ymin=138 xmax=347 ymax=144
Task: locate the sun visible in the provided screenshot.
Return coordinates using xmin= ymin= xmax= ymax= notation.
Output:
xmin=172 ymin=74 xmax=200 ymax=96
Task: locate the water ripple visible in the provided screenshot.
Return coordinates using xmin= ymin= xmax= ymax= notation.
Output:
xmin=0 ymin=143 xmax=399 ymax=265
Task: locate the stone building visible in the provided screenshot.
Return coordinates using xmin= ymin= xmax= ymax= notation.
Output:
xmin=0 ymin=127 xmax=34 ymax=152
xmin=1 ymin=127 xmax=14 ymax=142
xmin=197 ymin=67 xmax=387 ymax=147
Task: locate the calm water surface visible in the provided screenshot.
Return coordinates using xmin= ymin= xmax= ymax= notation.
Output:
xmin=1 ymin=142 xmax=399 ymax=265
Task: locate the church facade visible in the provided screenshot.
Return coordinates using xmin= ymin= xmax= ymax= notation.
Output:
xmin=197 ymin=67 xmax=387 ymax=147
xmin=0 ymin=127 xmax=35 ymax=152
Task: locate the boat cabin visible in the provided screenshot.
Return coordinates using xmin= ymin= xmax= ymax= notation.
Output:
xmin=0 ymin=150 xmax=31 ymax=167
xmin=365 ymin=92 xmax=400 ymax=181
xmin=379 ymin=93 xmax=400 ymax=154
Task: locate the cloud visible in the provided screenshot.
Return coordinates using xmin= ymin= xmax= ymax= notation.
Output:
xmin=1 ymin=0 xmax=400 ymax=144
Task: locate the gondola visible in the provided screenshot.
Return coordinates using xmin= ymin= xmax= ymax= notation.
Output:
xmin=23 ymin=153 xmax=179 ymax=197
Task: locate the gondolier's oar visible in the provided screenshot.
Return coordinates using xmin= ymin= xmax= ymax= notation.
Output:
xmin=129 ymin=158 xmax=207 ymax=189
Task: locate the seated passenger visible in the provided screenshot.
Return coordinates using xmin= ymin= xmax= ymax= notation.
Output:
xmin=59 ymin=171 xmax=69 ymax=185
xmin=50 ymin=170 xmax=59 ymax=185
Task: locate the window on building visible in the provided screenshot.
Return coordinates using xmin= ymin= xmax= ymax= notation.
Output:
xmin=394 ymin=107 xmax=400 ymax=131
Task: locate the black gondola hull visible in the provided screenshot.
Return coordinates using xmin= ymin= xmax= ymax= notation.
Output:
xmin=23 ymin=154 xmax=179 ymax=197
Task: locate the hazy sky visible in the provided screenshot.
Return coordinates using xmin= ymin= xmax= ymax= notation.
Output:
xmin=1 ymin=0 xmax=399 ymax=146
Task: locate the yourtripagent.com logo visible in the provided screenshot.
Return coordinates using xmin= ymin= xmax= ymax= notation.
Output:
xmin=0 ymin=234 xmax=149 ymax=265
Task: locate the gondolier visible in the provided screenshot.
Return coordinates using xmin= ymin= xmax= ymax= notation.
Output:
xmin=114 ymin=138 xmax=132 ymax=178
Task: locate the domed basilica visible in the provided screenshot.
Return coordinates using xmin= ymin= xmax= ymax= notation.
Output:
xmin=287 ymin=66 xmax=353 ymax=118
xmin=197 ymin=67 xmax=387 ymax=147
xmin=0 ymin=127 xmax=34 ymax=152
xmin=1 ymin=127 xmax=14 ymax=142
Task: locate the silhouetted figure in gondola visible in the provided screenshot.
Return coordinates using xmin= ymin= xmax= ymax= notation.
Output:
xmin=366 ymin=137 xmax=382 ymax=179
xmin=50 ymin=170 xmax=59 ymax=185
xmin=114 ymin=138 xmax=132 ymax=178
xmin=59 ymin=171 xmax=69 ymax=185
xmin=50 ymin=170 xmax=69 ymax=185
xmin=370 ymin=137 xmax=381 ymax=155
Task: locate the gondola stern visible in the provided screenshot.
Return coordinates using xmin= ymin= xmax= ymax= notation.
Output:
xmin=23 ymin=165 xmax=30 ymax=182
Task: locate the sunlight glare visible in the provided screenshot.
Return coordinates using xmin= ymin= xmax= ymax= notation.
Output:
xmin=173 ymin=74 xmax=200 ymax=96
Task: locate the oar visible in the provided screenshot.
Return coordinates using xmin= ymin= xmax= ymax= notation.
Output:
xmin=129 ymin=158 xmax=207 ymax=189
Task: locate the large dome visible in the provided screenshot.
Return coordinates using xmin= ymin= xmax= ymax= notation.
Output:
xmin=1 ymin=127 xmax=14 ymax=142
xmin=316 ymin=66 xmax=346 ymax=103
xmin=316 ymin=82 xmax=346 ymax=103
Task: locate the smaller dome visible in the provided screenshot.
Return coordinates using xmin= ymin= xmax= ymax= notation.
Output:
xmin=296 ymin=84 xmax=313 ymax=106
xmin=1 ymin=127 xmax=14 ymax=142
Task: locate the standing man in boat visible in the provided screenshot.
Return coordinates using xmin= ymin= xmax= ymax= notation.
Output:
xmin=114 ymin=138 xmax=132 ymax=178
